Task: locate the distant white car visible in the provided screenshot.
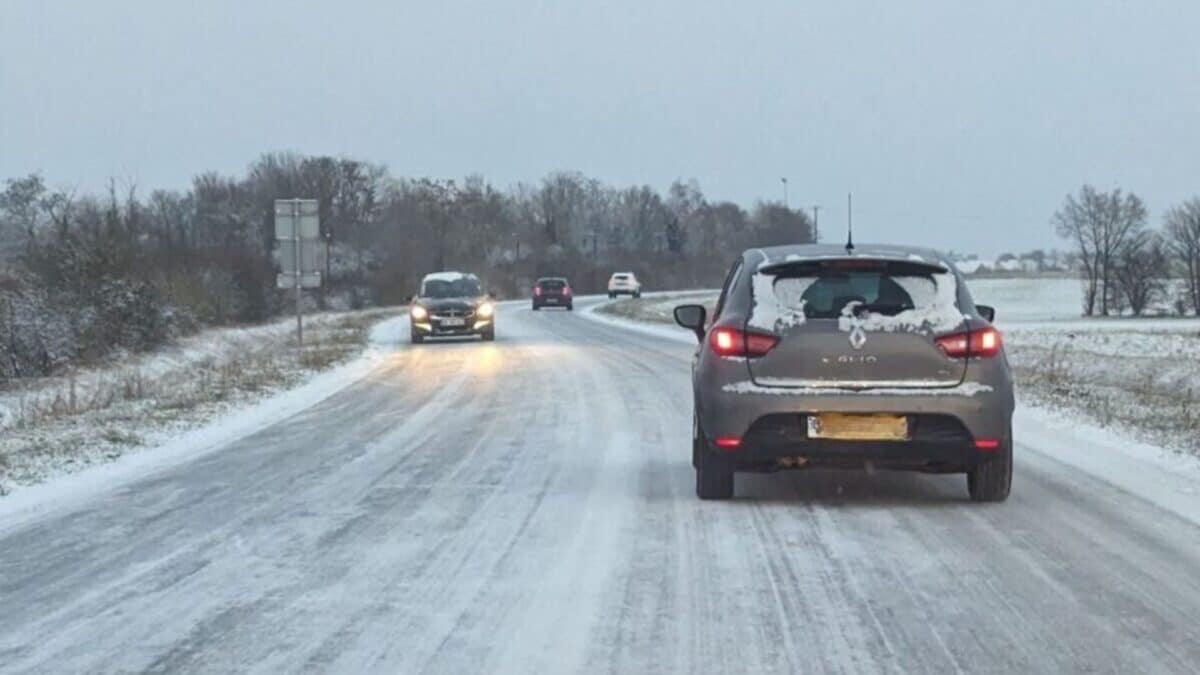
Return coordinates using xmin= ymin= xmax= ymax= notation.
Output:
xmin=607 ymin=272 xmax=642 ymax=299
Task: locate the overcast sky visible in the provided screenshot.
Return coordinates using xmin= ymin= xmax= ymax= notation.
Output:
xmin=3 ymin=1 xmax=1199 ymax=256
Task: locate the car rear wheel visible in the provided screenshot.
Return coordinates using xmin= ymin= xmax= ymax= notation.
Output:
xmin=694 ymin=417 xmax=734 ymax=500
xmin=967 ymin=427 xmax=1012 ymax=502
xmin=633 ymin=290 xmax=641 ymax=298
xmin=532 ymin=303 xmax=539 ymax=311
xmin=567 ymin=304 xmax=573 ymax=311
xmin=608 ymin=292 xmax=615 ymax=299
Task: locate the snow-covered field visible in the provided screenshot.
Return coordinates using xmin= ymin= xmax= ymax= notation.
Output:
xmin=0 ymin=308 xmax=401 ymax=495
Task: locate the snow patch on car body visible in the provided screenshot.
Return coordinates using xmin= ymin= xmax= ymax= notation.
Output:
xmin=721 ymin=380 xmax=993 ymax=396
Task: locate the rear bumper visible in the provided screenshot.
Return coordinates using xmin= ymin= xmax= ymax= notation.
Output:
xmin=697 ymin=380 xmax=1013 ymax=472
xmin=723 ymin=413 xmax=987 ymax=472
xmin=533 ymin=295 xmax=571 ymax=306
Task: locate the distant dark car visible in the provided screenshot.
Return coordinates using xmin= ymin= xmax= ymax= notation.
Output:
xmin=675 ymin=243 xmax=1014 ymax=501
xmin=532 ymin=277 xmax=573 ymax=310
xmin=410 ymin=272 xmax=495 ymax=343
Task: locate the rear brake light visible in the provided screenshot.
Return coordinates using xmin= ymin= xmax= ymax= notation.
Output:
xmin=974 ymin=438 xmax=1001 ymax=450
xmin=534 ymin=286 xmax=542 ymax=296
xmin=563 ymin=286 xmax=571 ymax=295
xmin=936 ymin=327 xmax=1002 ymax=358
xmin=709 ymin=326 xmax=778 ymax=358
xmin=715 ymin=436 xmax=742 ymax=450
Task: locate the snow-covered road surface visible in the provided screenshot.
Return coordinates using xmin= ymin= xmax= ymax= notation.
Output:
xmin=3 ymin=299 xmax=1200 ymax=674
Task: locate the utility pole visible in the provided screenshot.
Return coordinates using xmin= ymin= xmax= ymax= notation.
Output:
xmin=811 ymin=205 xmax=821 ymax=243
xmin=781 ymin=177 xmax=788 ymax=208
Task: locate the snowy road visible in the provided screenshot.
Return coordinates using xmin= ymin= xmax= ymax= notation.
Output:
xmin=3 ymin=299 xmax=1200 ymax=674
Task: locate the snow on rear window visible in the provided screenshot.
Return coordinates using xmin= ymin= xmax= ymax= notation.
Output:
xmin=838 ymin=272 xmax=963 ymax=334
xmin=749 ymin=275 xmax=814 ymax=332
xmin=750 ymin=268 xmax=964 ymax=334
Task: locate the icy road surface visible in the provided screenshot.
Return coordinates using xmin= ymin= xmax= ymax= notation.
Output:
xmin=3 ymin=299 xmax=1200 ymax=674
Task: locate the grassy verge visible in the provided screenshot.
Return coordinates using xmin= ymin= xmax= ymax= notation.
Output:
xmin=594 ymin=293 xmax=717 ymax=324
xmin=0 ymin=307 xmax=399 ymax=494
xmin=1005 ymin=328 xmax=1200 ymax=457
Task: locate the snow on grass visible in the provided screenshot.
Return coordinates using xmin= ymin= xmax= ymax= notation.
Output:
xmin=0 ymin=308 xmax=402 ymax=496
xmin=590 ymin=290 xmax=715 ymax=331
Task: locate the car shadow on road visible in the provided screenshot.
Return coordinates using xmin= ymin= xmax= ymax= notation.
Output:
xmin=736 ymin=468 xmax=970 ymax=506
xmin=641 ymin=459 xmax=971 ymax=507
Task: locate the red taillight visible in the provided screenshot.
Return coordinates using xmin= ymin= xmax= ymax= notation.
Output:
xmin=534 ymin=286 xmax=542 ymax=296
xmin=709 ymin=326 xmax=778 ymax=358
xmin=975 ymin=438 xmax=1001 ymax=451
xmin=715 ymin=436 xmax=742 ymax=450
xmin=563 ymin=286 xmax=571 ymax=295
xmin=936 ymin=327 xmax=1002 ymax=358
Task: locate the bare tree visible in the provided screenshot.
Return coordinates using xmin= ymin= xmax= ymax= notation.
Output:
xmin=0 ymin=174 xmax=50 ymax=263
xmin=1165 ymin=198 xmax=1200 ymax=315
xmin=1112 ymin=232 xmax=1167 ymax=315
xmin=1053 ymin=185 xmax=1147 ymax=316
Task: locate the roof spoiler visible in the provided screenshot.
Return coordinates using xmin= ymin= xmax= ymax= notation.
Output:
xmin=757 ymin=256 xmax=949 ymax=276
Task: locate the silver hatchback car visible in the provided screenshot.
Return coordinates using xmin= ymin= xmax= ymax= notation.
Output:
xmin=674 ymin=244 xmax=1014 ymax=501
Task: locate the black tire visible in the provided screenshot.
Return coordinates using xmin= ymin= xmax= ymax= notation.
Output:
xmin=967 ymin=427 xmax=1012 ymax=502
xmin=532 ymin=303 xmax=540 ymax=311
xmin=481 ymin=328 xmax=495 ymax=341
xmin=410 ymin=330 xmax=424 ymax=344
xmin=633 ymin=290 xmax=642 ymax=299
xmin=567 ymin=304 xmax=574 ymax=311
xmin=608 ymin=292 xmax=616 ymax=299
xmin=694 ymin=418 xmax=734 ymax=499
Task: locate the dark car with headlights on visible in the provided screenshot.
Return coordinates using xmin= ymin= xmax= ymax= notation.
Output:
xmin=674 ymin=244 xmax=1014 ymax=502
xmin=532 ymin=277 xmax=573 ymax=310
xmin=410 ymin=272 xmax=496 ymax=343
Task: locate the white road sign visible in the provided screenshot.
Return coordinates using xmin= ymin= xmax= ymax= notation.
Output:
xmin=275 ymin=239 xmax=326 ymax=275
xmin=274 ymin=199 xmax=320 ymax=240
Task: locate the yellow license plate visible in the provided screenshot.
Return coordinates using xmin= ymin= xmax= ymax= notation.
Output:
xmin=807 ymin=413 xmax=909 ymax=441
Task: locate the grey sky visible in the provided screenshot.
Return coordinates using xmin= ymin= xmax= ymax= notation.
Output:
xmin=3 ymin=1 xmax=1198 ymax=256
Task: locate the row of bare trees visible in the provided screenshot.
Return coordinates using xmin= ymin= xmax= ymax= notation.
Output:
xmin=1 ymin=153 xmax=814 ymax=378
xmin=1054 ymin=185 xmax=1200 ymax=316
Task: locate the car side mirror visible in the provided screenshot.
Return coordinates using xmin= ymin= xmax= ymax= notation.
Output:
xmin=674 ymin=304 xmax=707 ymax=343
xmin=977 ymin=304 xmax=996 ymax=322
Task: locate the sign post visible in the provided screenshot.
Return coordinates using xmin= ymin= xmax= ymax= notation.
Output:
xmin=274 ymin=199 xmax=322 ymax=348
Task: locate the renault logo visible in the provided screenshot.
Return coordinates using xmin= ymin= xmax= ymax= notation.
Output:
xmin=848 ymin=326 xmax=867 ymax=350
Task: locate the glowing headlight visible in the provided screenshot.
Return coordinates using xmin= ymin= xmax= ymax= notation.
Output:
xmin=411 ymin=305 xmax=428 ymax=320
xmin=477 ymin=302 xmax=495 ymax=318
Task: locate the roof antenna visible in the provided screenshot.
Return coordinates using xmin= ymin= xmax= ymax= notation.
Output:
xmin=845 ymin=192 xmax=855 ymax=255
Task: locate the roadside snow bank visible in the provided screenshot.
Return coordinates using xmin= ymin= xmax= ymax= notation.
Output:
xmin=0 ymin=314 xmax=404 ymax=530
xmin=580 ymin=289 xmax=710 ymax=341
xmin=1016 ymin=406 xmax=1200 ymax=528
xmin=0 ymin=310 xmax=403 ymax=499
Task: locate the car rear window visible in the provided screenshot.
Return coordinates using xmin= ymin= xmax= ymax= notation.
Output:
xmin=612 ymin=274 xmax=630 ymax=280
xmin=539 ymin=279 xmax=566 ymax=290
xmin=749 ymin=260 xmax=963 ymax=333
